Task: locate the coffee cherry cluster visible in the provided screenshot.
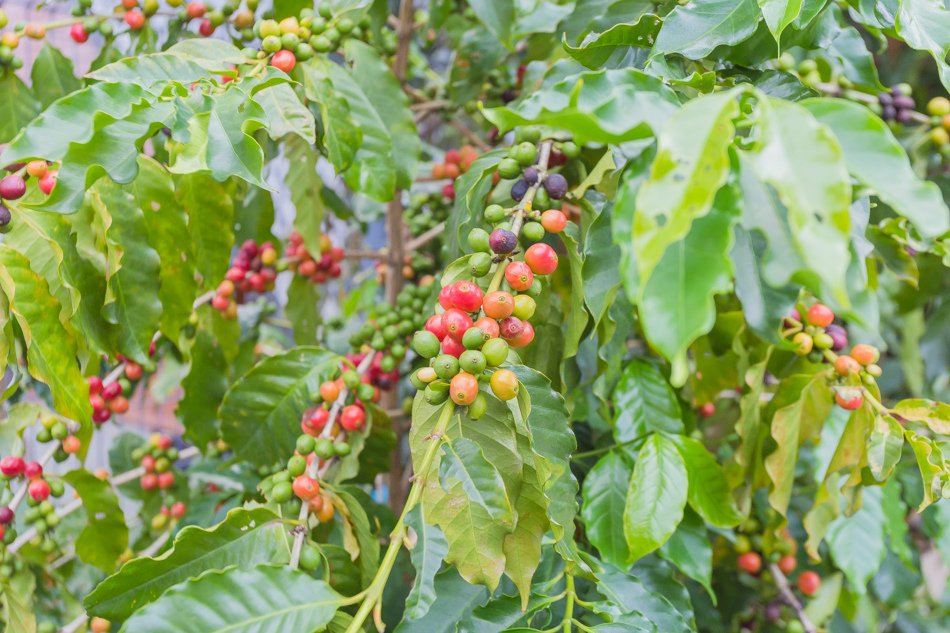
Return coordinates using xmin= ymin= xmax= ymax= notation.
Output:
xmin=430 ymin=145 xmax=481 ymax=200
xmin=150 ymin=500 xmax=187 ymax=531
xmin=34 ymin=414 xmax=82 ymax=461
xmin=0 ymin=458 xmax=65 ymax=558
xmin=301 ymin=372 xmax=373 ymax=440
xmin=88 ymin=347 xmax=153 ymax=425
xmin=285 ymin=231 xmax=344 ymax=284
xmin=782 ymin=302 xmax=883 ymax=412
xmin=213 ymin=240 xmax=278 ymax=318
xmin=0 ymin=161 xmax=60 ymax=233
xmin=133 ymin=434 xmax=181 ymax=492
xmin=926 ymin=97 xmax=950 ymax=162
xmin=253 ymin=6 xmax=372 ymax=72
xmin=347 ymin=282 xmax=433 ymax=388
xmin=403 ymin=192 xmax=451 ymax=279
xmin=258 ymin=438 xmax=336 ymax=522
xmin=878 ymin=84 xmax=916 ymax=124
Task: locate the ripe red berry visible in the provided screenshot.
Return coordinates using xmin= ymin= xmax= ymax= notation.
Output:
xmin=508 ymin=321 xmax=535 ymax=348
xmin=309 ymin=406 xmax=330 ymax=430
xmin=141 ymin=454 xmax=156 ymax=473
xmin=438 ymin=285 xmax=456 ymax=310
xmin=170 ymin=501 xmax=187 ymax=518
xmin=212 ymin=294 xmax=231 ymax=311
xmin=186 ymin=2 xmax=207 ymax=18
xmin=293 ymin=475 xmax=320 ymax=500
xmin=499 ymin=316 xmax=525 ymax=340
xmin=141 ymin=473 xmax=158 ymax=490
xmin=806 ymin=303 xmax=834 ymax=327
xmin=109 ymin=396 xmax=130 ymax=414
xmin=737 ymin=551 xmax=762 ymax=574
xmin=124 ymin=10 xmax=146 ymax=30
xmin=340 ymin=405 xmax=366 ymax=431
xmin=38 ymin=171 xmax=56 ymax=195
xmin=450 ymin=372 xmax=479 ymax=405
xmin=524 ymin=243 xmax=558 ymax=275
xmin=452 ymin=281 xmax=484 ymax=312
xmin=850 ymin=344 xmax=879 ymax=365
xmin=474 ymin=316 xmax=500 ymax=339
xmin=0 ymin=456 xmax=25 ymax=477
xmin=28 ymin=479 xmax=51 ymax=502
xmin=23 ymin=461 xmax=42 ymax=479
xmin=441 ymin=336 xmax=465 ymax=358
xmin=62 ymin=436 xmax=81 ymax=454
xmin=425 ymin=313 xmax=447 ymax=340
xmin=70 ymin=23 xmax=89 ymax=43
xmin=698 ymin=402 xmax=716 ymax=418
xmin=489 ymin=229 xmax=517 ymax=254
xmin=0 ymin=174 xmax=26 ymax=200
xmin=778 ymin=554 xmax=797 ymax=575
xmin=834 ymin=389 xmax=863 ymax=411
xmin=442 ymin=308 xmax=473 ymax=341
xmin=88 ymin=375 xmax=104 ymax=395
xmin=504 ymin=261 xmax=534 ymax=291
xmin=483 ymin=291 xmax=514 ymax=319
xmin=445 ymin=149 xmax=461 ymax=165
xmin=797 ymin=570 xmax=821 ymax=596
xmin=158 ymin=471 xmax=175 ymax=489
xmin=125 ymin=362 xmax=143 ymax=381
xmin=442 ymin=183 xmax=456 ymax=200
xmin=271 ymin=50 xmax=297 ymax=73
xmin=93 ymin=408 xmax=112 ymax=424
xmin=102 ymin=382 xmax=122 ymax=400
xmin=834 ymin=355 xmax=860 ymax=376
xmin=319 ymin=381 xmax=340 ymax=403
xmin=198 ymin=19 xmax=215 ymax=36
xmin=0 ymin=507 xmax=13 ymax=524
xmin=540 ymin=209 xmax=567 ymax=233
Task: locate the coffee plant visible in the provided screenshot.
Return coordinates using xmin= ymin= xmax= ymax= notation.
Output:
xmin=1 ymin=0 xmax=950 ymax=631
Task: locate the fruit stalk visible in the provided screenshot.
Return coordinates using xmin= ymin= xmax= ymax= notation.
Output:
xmin=343 ymin=401 xmax=454 ymax=633
xmin=289 ymin=351 xmax=378 ymax=569
xmin=768 ymin=562 xmax=817 ymax=633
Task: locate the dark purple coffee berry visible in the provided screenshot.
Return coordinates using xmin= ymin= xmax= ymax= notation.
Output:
xmin=0 ymin=507 xmax=13 ymax=524
xmin=881 ymin=105 xmax=896 ymax=120
xmin=878 ymin=92 xmax=893 ymax=106
xmin=544 ymin=173 xmax=568 ymax=200
xmin=893 ymin=95 xmax=915 ymax=110
xmin=895 ymin=109 xmax=911 ymax=124
xmin=510 ymin=179 xmax=528 ymax=201
xmin=0 ymin=175 xmax=26 ymax=200
xmin=489 ymin=229 xmax=517 ymax=254
xmin=0 ymin=204 xmax=10 ymax=231
xmin=825 ymin=324 xmax=848 ymax=352
xmin=523 ymin=167 xmax=539 ymax=186
xmin=764 ymin=603 xmax=782 ymax=623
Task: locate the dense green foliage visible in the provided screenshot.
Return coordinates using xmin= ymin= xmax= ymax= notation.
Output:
xmin=0 ymin=1 xmax=949 ymax=632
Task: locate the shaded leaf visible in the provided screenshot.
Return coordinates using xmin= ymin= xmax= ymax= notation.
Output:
xmin=624 ymin=433 xmax=688 ymax=561
xmin=63 ymin=470 xmax=128 ymax=572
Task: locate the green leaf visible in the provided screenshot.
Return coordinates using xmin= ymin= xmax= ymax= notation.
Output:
xmin=254 ymin=83 xmax=316 ymax=143
xmin=612 ymin=360 xmax=684 ymax=448
xmin=117 ymin=564 xmax=340 ymax=633
xmin=826 ymin=486 xmax=886 ymax=593
xmin=624 ymin=433 xmax=688 ymax=562
xmin=595 ymin=565 xmax=693 ymax=633
xmin=176 ymin=173 xmax=235 ymax=288
xmin=301 ymin=60 xmax=359 ymax=176
xmin=866 ymin=413 xmax=903 ymax=482
xmin=563 ymin=14 xmax=663 ymax=68
xmin=1 ymin=577 xmax=35 ymax=633
xmin=802 ymin=98 xmax=949 ymax=240
xmin=219 ymin=347 xmax=341 ymax=466
xmin=582 ymin=203 xmax=622 ymax=331
xmin=0 ymin=72 xmax=40 ymax=144
xmin=4 ymin=83 xmax=150 ymax=165
xmin=88 ymin=39 xmax=248 ymax=87
xmin=89 ymin=179 xmax=163 ymax=363
xmin=63 ymin=470 xmax=128 ymax=572
xmin=483 ymin=69 xmax=679 ymax=145
xmin=469 ymin=0 xmax=515 ymax=46
xmin=895 ymin=0 xmax=950 ymax=91
xmin=582 ymin=451 xmax=633 ymax=566
xmin=906 ymin=430 xmax=944 ymax=512
xmin=285 ymin=135 xmax=324 ymax=258
xmin=177 ymin=331 xmax=228 ymax=448
xmin=168 ymin=87 xmax=270 ymax=188
xmin=440 ymin=438 xmax=514 ymax=523
xmin=344 ymin=40 xmax=420 ymax=190
xmin=302 ymin=57 xmax=396 ymax=200
xmin=0 ymin=403 xmax=41 ymax=456
xmin=404 ymin=507 xmax=449 ymax=621
xmin=659 ymin=509 xmax=713 ymax=599
xmin=132 ymin=156 xmax=198 ymax=343
xmin=86 ymin=508 xmax=289 ymax=621
xmin=891 ymin=398 xmax=950 ymax=434
xmin=0 ymin=247 xmax=91 ymax=443
xmin=333 ymin=487 xmax=381 ymax=587
xmin=757 ymin=0 xmax=804 ymax=46
xmin=673 ymin=436 xmax=744 ymax=527
xmin=286 ymin=276 xmax=321 ymax=346
xmin=747 ymin=96 xmax=852 ymax=305
xmin=395 ymin=569 xmax=490 ymax=633
xmin=764 ymin=372 xmax=833 ymax=515
xmin=638 ymin=187 xmax=739 ymax=386
xmin=31 ymin=44 xmax=81 ymax=108
xmin=652 ymin=0 xmax=762 ymax=59
xmin=881 ymin=478 xmax=913 ymax=566
xmin=446 ymin=151 xmax=505 ymax=259
xmin=633 ymin=90 xmax=739 ymax=289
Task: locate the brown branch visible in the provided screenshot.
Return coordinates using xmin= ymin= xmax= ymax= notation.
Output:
xmin=769 ymin=563 xmax=818 ymax=633
xmin=406 ymin=221 xmax=446 ymax=251
xmin=450 ymin=120 xmax=492 ymax=151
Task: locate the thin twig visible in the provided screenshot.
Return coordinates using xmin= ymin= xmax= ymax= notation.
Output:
xmin=769 ymin=563 xmax=818 ymax=633
xmin=406 ymin=221 xmax=446 ymax=251
xmin=60 ymin=612 xmax=89 ymax=633
xmin=450 ymin=120 xmax=491 ymax=151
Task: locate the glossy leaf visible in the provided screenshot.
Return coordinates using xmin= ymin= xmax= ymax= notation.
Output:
xmin=758 ymin=0 xmax=804 ymax=45
xmin=404 ymin=506 xmax=449 ymax=621
xmin=906 ymin=431 xmax=944 ymax=511
xmin=86 ymin=508 xmax=289 ymax=621
xmin=439 ymin=438 xmax=514 ymax=523
xmin=612 ymin=359 xmax=683 ymax=447
xmin=826 ymin=486 xmax=886 ymax=593
xmin=31 ymin=43 xmax=81 ymax=108
xmin=563 ymin=14 xmax=663 ymax=68
xmin=624 ymin=433 xmax=688 ymax=561
xmin=219 ymin=347 xmax=341 ymax=466
xmin=88 ymin=39 xmax=248 ymax=87
xmin=177 ymin=331 xmax=228 ymax=448
xmin=803 ymin=98 xmax=950 ymax=239
xmin=0 ymin=72 xmax=40 ymax=144
xmin=895 ymin=0 xmax=950 ymax=91
xmin=63 ymin=470 xmax=128 ymax=572
xmin=469 ymin=0 xmax=515 ymax=46
xmin=582 ymin=451 xmax=633 ymax=566
xmin=254 ymin=83 xmax=316 ymax=143
xmin=866 ymin=413 xmax=903 ymax=482
xmin=891 ymin=398 xmax=950 ymax=434
xmin=659 ymin=509 xmax=714 ymax=598
xmin=117 ymin=564 xmax=340 ymax=633
xmin=652 ymin=0 xmax=761 ymax=59
xmin=176 ymin=173 xmax=235 ymax=288
xmin=673 ymin=436 xmax=744 ymax=527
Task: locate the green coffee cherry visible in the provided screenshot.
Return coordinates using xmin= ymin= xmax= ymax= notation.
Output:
xmin=521 ymin=222 xmax=544 ymax=242
xmin=498 ymin=158 xmax=521 ymax=179
xmin=412 ymin=331 xmax=441 ymax=359
xmin=433 ymin=354 xmax=460 ymax=379
xmin=459 ymin=350 xmax=487 ymax=374
xmin=462 ymin=327 xmax=489 ymax=350
xmin=296 ymin=435 xmax=316 ymax=455
xmin=484 ymin=204 xmax=506 ymax=223
xmin=272 ymin=481 xmax=293 ymax=503
xmin=469 ymin=252 xmax=492 ymax=277
xmin=300 ymin=544 xmax=321 ymax=570
xmin=315 ymin=438 xmax=335 ymax=460
xmin=482 ymin=338 xmax=509 ymax=366
xmin=514 ymin=142 xmax=537 ymax=165
xmin=468 ymin=228 xmax=491 ymax=252
xmin=287 ymin=455 xmax=307 ymax=477
xmin=469 ymin=392 xmax=488 ymax=419
xmin=335 ymin=442 xmax=351 ymax=456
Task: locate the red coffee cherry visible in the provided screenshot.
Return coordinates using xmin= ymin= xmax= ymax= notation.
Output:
xmin=797 ymin=570 xmax=821 ymax=596
xmin=124 ymin=10 xmax=146 ymax=30
xmin=140 ymin=473 xmax=158 ymax=490
xmin=483 ymin=291 xmax=514 ymax=320
xmin=340 ymin=405 xmax=365 ymax=431
xmin=271 ymin=50 xmax=297 ymax=73
xmin=450 ymin=372 xmax=479 ymax=405
xmin=834 ymin=389 xmax=863 ymax=411
xmin=23 ymin=461 xmax=42 ymax=479
xmin=504 ymin=261 xmax=534 ymax=291
xmin=540 ymin=209 xmax=567 ymax=233
xmin=850 ymin=344 xmax=880 ymax=365
xmin=778 ymin=555 xmax=797 ymax=575
xmin=806 ymin=303 xmax=834 ymax=327
xmin=292 ymin=475 xmax=320 ymax=500
xmin=524 ymin=243 xmax=558 ymax=275
xmin=508 ymin=321 xmax=535 ymax=348
xmin=442 ymin=308 xmax=473 ymax=341
xmin=452 ymin=281 xmax=484 ymax=312
xmin=28 ymin=479 xmax=51 ymax=502
xmin=737 ymin=551 xmax=762 ymax=574
xmin=0 ymin=456 xmax=25 ymax=477
xmin=70 ymin=23 xmax=89 ymax=43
